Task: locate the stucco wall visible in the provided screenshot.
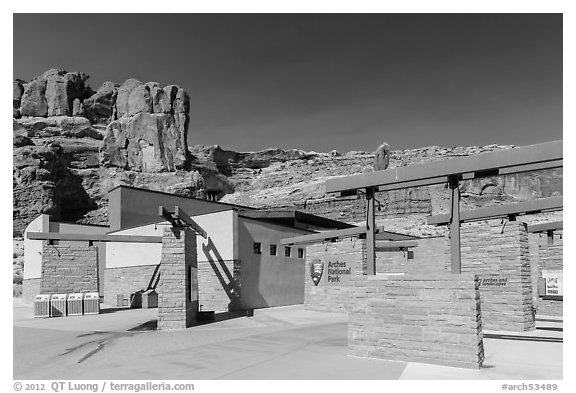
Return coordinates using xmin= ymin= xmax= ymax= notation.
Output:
xmin=237 ymin=217 xmax=309 ymax=309
xmin=108 ymin=186 xmax=245 ymax=231
xmin=24 ymin=214 xmax=49 ymax=279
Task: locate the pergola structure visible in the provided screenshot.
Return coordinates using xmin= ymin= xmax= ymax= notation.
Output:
xmin=324 ymin=140 xmax=563 ymax=274
xmin=426 ymin=196 xmax=563 ymax=225
xmin=527 ymin=220 xmax=563 ymax=245
xmin=27 ymin=206 xmax=208 ymax=244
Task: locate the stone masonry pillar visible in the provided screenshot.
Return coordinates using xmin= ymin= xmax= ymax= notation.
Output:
xmin=461 ymin=220 xmax=535 ymax=331
xmin=158 ymin=226 xmax=198 ymax=329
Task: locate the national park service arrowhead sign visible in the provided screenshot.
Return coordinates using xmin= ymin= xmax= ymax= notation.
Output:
xmin=310 ymin=259 xmax=324 ymax=286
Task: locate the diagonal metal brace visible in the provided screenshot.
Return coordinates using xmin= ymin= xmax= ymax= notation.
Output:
xmin=159 ymin=205 xmax=208 ymax=238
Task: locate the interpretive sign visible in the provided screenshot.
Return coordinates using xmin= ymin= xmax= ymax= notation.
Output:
xmin=478 ymin=276 xmax=508 ymax=287
xmin=542 ymin=270 xmax=563 ymax=296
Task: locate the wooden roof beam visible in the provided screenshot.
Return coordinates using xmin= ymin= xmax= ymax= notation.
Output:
xmin=427 ymin=196 xmax=563 ymax=226
xmin=326 ymin=140 xmax=562 ymax=195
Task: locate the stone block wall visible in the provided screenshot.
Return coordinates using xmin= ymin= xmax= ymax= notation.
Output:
xmin=40 ymin=245 xmax=99 ymax=295
xmin=348 ymin=273 xmax=484 ymax=369
xmin=198 ymin=260 xmax=241 ymax=312
xmin=104 ymin=264 xmax=160 ymax=305
xmin=305 ymin=239 xmax=365 ymax=313
xmin=376 ymin=236 xmax=450 ymax=275
xmin=157 ymin=227 xmax=198 ymax=330
xmin=460 ymin=220 xmax=534 ymax=331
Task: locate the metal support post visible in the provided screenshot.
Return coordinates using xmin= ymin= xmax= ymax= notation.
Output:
xmin=366 ymin=187 xmax=376 ymax=275
xmin=448 ymin=176 xmax=462 ymax=274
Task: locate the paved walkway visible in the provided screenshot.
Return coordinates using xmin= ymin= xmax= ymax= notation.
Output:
xmin=13 ymin=300 xmax=562 ymax=380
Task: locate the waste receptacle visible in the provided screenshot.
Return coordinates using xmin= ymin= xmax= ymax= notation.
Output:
xmin=50 ymin=294 xmax=68 ymax=317
xmin=116 ymin=294 xmax=129 ymax=307
xmin=34 ymin=294 xmax=51 ymax=318
xmin=67 ymin=293 xmax=84 ymax=316
xmin=141 ymin=289 xmax=158 ymax=308
xmin=130 ymin=291 xmax=143 ymax=308
xmin=84 ymin=292 xmax=100 ymax=315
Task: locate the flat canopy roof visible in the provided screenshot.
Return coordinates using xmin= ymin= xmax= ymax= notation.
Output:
xmin=527 ymin=221 xmax=563 ymax=233
xmin=426 ymin=196 xmax=563 ymax=226
xmin=280 ymin=226 xmax=419 ymax=245
xmin=27 ymin=232 xmax=162 ymax=243
xmin=325 ymin=140 xmax=562 ymax=195
xmin=239 ymin=210 xmax=354 ymax=230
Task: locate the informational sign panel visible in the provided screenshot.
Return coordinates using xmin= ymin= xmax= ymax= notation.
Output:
xmin=325 ymin=259 xmax=352 ymax=285
xmin=542 ymin=270 xmax=563 ymax=297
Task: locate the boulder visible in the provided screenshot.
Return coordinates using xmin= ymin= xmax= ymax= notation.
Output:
xmin=13 ymin=135 xmax=35 ymax=148
xmin=101 ymin=112 xmax=188 ymax=172
xmin=115 ymin=79 xmax=152 ymax=117
xmin=19 ymin=77 xmax=48 ymax=117
xmin=83 ymin=81 xmax=117 ymax=123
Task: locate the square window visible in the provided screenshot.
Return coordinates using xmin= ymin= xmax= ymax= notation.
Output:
xmin=253 ymin=242 xmax=262 ymax=254
xmin=270 ymin=244 xmax=277 ymax=256
xmin=297 ymin=248 xmax=304 ymax=259
xmin=284 ymin=246 xmax=291 ymax=257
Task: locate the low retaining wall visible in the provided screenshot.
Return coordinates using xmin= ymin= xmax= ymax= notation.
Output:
xmin=348 ymin=273 xmax=484 ymax=369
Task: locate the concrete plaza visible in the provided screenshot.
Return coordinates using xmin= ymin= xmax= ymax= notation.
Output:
xmin=13 ymin=299 xmax=562 ymax=380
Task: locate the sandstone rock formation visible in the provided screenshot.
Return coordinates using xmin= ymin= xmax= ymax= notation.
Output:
xmin=13 ymin=141 xmax=97 ymax=233
xmin=15 ymin=116 xmax=103 ymax=139
xmin=12 ymin=69 xmax=197 ymax=234
xmin=101 ymin=79 xmax=190 ymax=172
xmin=374 ymin=141 xmax=390 ymax=170
xmin=18 ymin=69 xmax=91 ymax=118
xmin=83 ymin=81 xmax=117 ymax=124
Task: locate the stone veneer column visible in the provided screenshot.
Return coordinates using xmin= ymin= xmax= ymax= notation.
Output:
xmin=157 ymin=227 xmax=198 ymax=329
xmin=461 ymin=220 xmax=534 ymax=331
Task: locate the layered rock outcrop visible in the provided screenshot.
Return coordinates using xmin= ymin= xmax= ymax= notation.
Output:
xmin=13 ymin=70 xmax=195 ymax=234
xmin=13 ymin=141 xmax=97 ymax=234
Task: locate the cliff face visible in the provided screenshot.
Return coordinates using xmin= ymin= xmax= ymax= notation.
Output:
xmin=13 ymin=69 xmax=562 ymax=237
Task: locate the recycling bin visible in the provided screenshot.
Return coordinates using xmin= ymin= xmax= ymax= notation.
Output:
xmin=141 ymin=289 xmax=158 ymax=308
xmin=84 ymin=292 xmax=100 ymax=315
xmin=130 ymin=291 xmax=143 ymax=309
xmin=67 ymin=293 xmax=84 ymax=316
xmin=33 ymin=294 xmax=51 ymax=318
xmin=50 ymin=294 xmax=68 ymax=317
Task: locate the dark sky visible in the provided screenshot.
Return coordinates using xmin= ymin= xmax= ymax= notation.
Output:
xmin=13 ymin=14 xmax=563 ymax=152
